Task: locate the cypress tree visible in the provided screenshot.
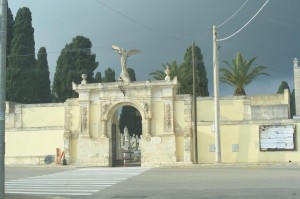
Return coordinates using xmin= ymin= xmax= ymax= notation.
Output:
xmin=276 ymin=81 xmax=295 ymax=118
xmin=277 ymin=81 xmax=290 ymax=94
xmin=127 ymin=68 xmax=136 ymax=81
xmin=94 ymin=72 xmax=102 ymax=83
xmin=181 ymin=45 xmax=209 ymax=96
xmin=102 ymin=67 xmax=115 ymax=83
xmin=7 ymin=7 xmax=36 ymax=103
xmin=52 ymin=35 xmax=98 ymax=102
xmin=291 ymin=89 xmax=296 ymax=118
xmin=6 ymin=7 xmax=14 ymax=58
xmin=6 ymin=6 xmax=14 ymax=97
xmin=36 ymin=47 xmax=51 ymax=103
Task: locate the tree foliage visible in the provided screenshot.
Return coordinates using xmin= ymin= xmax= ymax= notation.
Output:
xmin=119 ymin=106 xmax=142 ymax=138
xmin=6 ymin=6 xmax=14 ymax=57
xmin=276 ymin=81 xmax=295 ymax=118
xmin=220 ymin=52 xmax=269 ymax=96
xmin=291 ymin=89 xmax=296 ymax=117
xmin=36 ymin=47 xmax=51 ymax=103
xmin=277 ymin=81 xmax=290 ymax=94
xmin=127 ymin=68 xmax=136 ymax=81
xmin=181 ymin=45 xmax=209 ymax=96
xmin=150 ymin=61 xmax=182 ymax=81
xmin=94 ymin=72 xmax=102 ymax=83
xmin=7 ymin=7 xmax=36 ymax=103
xmin=149 ymin=45 xmax=209 ymax=97
xmin=102 ymin=67 xmax=115 ymax=83
xmin=52 ymin=35 xmax=98 ymax=102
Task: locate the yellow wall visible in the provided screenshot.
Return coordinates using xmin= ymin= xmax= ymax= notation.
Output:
xmin=70 ymin=106 xmax=80 ymax=132
xmin=175 ymin=136 xmax=184 ymax=161
xmin=198 ymin=98 xmax=245 ymax=122
xmin=22 ymin=106 xmax=65 ymax=128
xmin=70 ymin=138 xmax=78 ymax=163
xmin=5 ymin=130 xmax=64 ymax=157
xmin=197 ymin=122 xmax=300 ymax=163
xmin=174 ymin=101 xmax=185 ymax=129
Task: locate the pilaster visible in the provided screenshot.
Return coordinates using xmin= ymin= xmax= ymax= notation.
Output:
xmin=15 ymin=104 xmax=22 ymax=128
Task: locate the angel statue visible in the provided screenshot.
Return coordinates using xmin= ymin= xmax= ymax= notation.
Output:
xmin=112 ymin=45 xmax=141 ymax=82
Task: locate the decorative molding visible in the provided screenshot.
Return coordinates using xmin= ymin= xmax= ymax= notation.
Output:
xmin=102 ymin=103 xmax=111 ymax=114
xmin=143 ymin=102 xmax=149 ymax=113
xmin=165 ymin=103 xmax=172 ymax=128
xmin=81 ymin=106 xmax=88 ymax=131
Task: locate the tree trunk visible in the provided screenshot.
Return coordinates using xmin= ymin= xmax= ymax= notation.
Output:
xmin=234 ymin=88 xmax=246 ymax=96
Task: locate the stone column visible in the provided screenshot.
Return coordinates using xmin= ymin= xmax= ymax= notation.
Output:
xmin=294 ymin=58 xmax=300 ymax=116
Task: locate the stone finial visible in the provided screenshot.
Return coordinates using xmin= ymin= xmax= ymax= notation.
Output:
xmin=72 ymin=82 xmax=77 ymax=90
xmin=81 ymin=74 xmax=87 ymax=84
xmin=294 ymin=58 xmax=298 ymax=68
xmin=165 ymin=65 xmax=171 ymax=81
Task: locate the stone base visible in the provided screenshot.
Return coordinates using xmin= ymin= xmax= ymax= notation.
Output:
xmin=77 ymin=135 xmax=110 ymax=166
xmin=141 ymin=134 xmax=177 ymax=166
xmin=293 ymin=115 xmax=300 ymax=120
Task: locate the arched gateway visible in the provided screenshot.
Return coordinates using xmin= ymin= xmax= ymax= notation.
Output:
xmin=64 ymin=76 xmax=193 ymax=167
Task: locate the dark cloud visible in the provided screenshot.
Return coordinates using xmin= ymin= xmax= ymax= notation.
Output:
xmin=10 ymin=0 xmax=300 ymax=96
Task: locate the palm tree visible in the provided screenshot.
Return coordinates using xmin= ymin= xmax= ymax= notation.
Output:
xmin=149 ymin=61 xmax=184 ymax=80
xmin=220 ymin=53 xmax=269 ymax=96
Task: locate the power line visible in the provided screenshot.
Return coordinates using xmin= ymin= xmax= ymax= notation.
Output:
xmin=217 ymin=0 xmax=249 ymax=28
xmin=94 ymin=0 xmax=185 ymax=43
xmin=217 ymin=0 xmax=270 ymax=42
xmin=7 ymin=47 xmax=102 ymax=58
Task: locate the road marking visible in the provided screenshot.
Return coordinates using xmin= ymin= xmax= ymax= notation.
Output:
xmin=6 ymin=167 xmax=149 ymax=196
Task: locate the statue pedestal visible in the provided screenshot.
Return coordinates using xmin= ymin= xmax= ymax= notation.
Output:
xmin=120 ymin=70 xmax=130 ymax=83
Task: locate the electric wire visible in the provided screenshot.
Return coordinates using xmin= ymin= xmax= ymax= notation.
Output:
xmin=94 ymin=0 xmax=185 ymax=43
xmin=6 ymin=47 xmax=93 ymax=58
xmin=217 ymin=0 xmax=270 ymax=42
xmin=216 ymin=0 xmax=249 ymax=28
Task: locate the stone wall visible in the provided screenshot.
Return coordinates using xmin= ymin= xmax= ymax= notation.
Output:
xmin=5 ymin=102 xmax=65 ymax=164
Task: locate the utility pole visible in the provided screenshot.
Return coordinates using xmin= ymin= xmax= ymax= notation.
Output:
xmin=0 ymin=0 xmax=7 ymax=198
xmin=213 ymin=25 xmax=221 ymax=163
xmin=192 ymin=42 xmax=198 ymax=164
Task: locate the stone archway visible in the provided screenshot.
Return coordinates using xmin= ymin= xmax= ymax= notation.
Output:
xmin=103 ymin=101 xmax=150 ymax=137
xmin=71 ymin=77 xmax=193 ymax=167
xmin=102 ymin=101 xmax=150 ymax=167
xmin=104 ymin=102 xmax=145 ymax=166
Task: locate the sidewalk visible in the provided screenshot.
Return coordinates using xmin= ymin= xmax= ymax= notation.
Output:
xmin=5 ymin=194 xmax=51 ymax=199
xmin=5 ymin=194 xmax=68 ymax=199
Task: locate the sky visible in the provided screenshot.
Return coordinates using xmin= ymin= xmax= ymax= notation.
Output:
xmin=9 ymin=0 xmax=300 ymax=96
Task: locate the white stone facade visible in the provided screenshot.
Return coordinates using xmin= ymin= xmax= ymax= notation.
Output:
xmin=70 ymin=77 xmax=193 ymax=166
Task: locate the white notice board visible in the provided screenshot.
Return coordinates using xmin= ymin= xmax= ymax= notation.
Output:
xmin=259 ymin=125 xmax=296 ymax=151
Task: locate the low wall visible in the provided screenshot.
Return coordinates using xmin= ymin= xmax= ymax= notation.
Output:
xmin=197 ymin=119 xmax=300 ymax=164
xmin=5 ymin=129 xmax=64 ymax=165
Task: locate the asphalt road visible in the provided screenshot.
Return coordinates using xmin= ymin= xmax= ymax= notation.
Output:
xmin=4 ymin=164 xmax=300 ymax=199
